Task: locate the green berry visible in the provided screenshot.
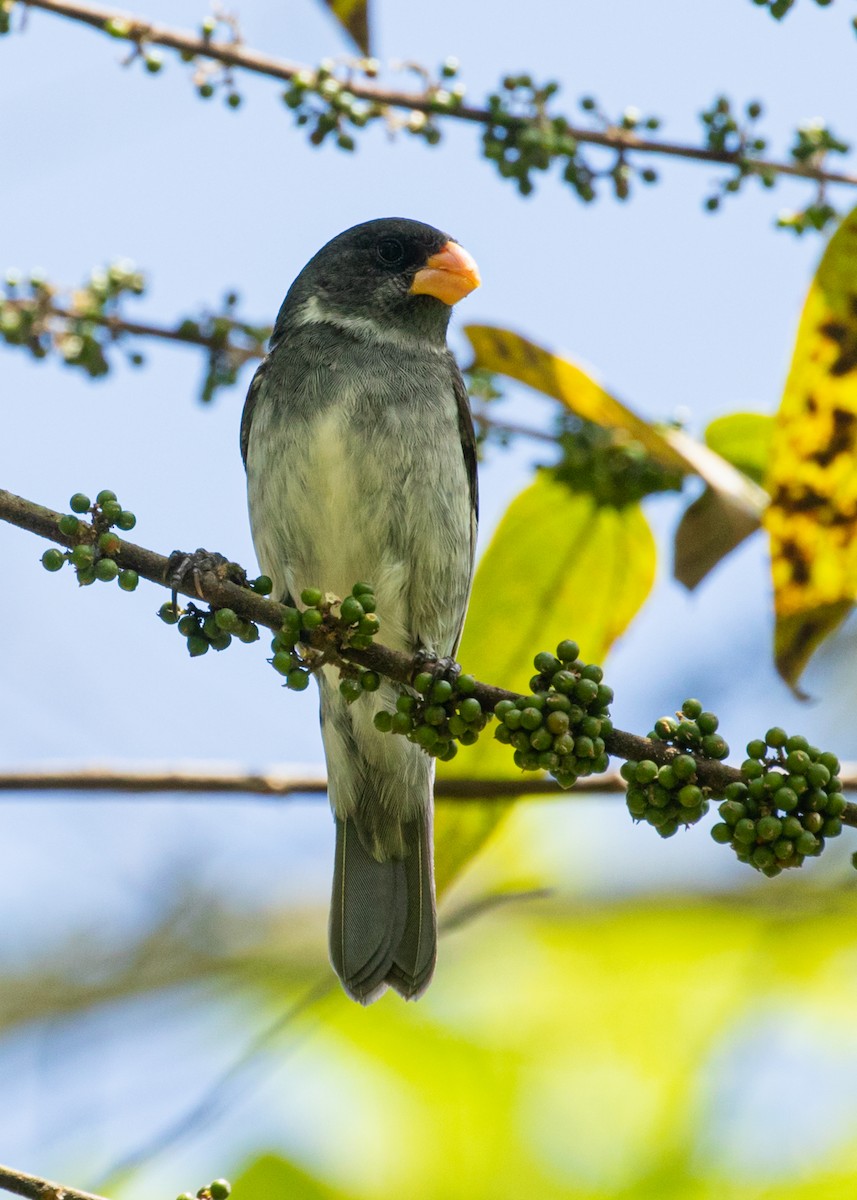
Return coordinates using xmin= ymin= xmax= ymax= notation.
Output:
xmin=158 ymin=602 xmax=180 ymax=624
xmin=697 ymin=711 xmax=718 ymax=734
xmin=287 ymin=668 xmax=310 ymax=691
xmin=187 ymin=635 xmax=209 ymax=657
xmin=339 ymin=595 xmax=364 ymax=623
xmin=69 ymin=493 xmax=91 ymax=513
xmin=733 ymin=818 xmax=757 ymax=845
xmin=118 ymin=568 xmax=138 ymax=591
xmin=752 ymin=845 xmax=775 ymax=870
xmin=340 ymin=676 xmax=363 ymax=703
xmin=300 ymin=587 xmax=322 ymax=606
xmin=520 ymin=707 xmax=543 ymax=731
xmin=634 ymin=760 xmax=658 ymax=784
xmin=116 ymin=510 xmax=136 ymax=531
xmin=765 ymin=727 xmax=787 ymax=748
xmin=756 ymin=815 xmax=782 ymax=843
xmin=209 ymin=1183 xmax=230 ymax=1200
xmin=215 ymin=608 xmax=238 ymax=631
xmin=746 ymin=739 xmax=767 ymax=760
xmin=719 ymin=800 xmax=746 ymax=825
xmin=374 ymin=710 xmax=393 ymax=733
xmin=361 ymin=671 xmax=381 ymax=691
xmin=458 ymin=697 xmax=482 ymax=724
xmin=70 ymin=544 xmax=94 ymax=568
xmin=556 ymin=639 xmax=579 ymax=662
xmin=252 ymin=575 xmax=273 ymax=594
xmin=678 ymin=785 xmax=703 ymax=809
xmin=96 ymin=489 xmax=117 ymax=505
xmin=672 ymin=755 xmax=697 ymax=782
xmin=271 ymin=651 xmax=292 ymax=675
xmin=431 ymin=679 xmax=453 ymax=703
xmin=302 ymin=608 xmax=323 ymax=630
xmin=711 ymin=822 xmax=732 ymax=844
xmin=58 ymin=514 xmax=80 ymax=536
xmin=795 ymin=830 xmax=819 ymax=856
xmin=414 ymin=672 xmax=433 ymax=694
xmin=94 ymin=557 xmax=118 ymax=582
xmin=681 ymin=698 xmax=702 ymax=719
xmin=41 ymin=548 xmax=65 ymax=571
xmin=534 ymin=651 xmax=560 ymax=674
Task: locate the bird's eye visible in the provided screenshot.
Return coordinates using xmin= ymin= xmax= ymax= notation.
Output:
xmin=377 ymin=237 xmax=405 ymax=265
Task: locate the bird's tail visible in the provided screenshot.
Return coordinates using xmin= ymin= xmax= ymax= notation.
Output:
xmin=329 ymin=807 xmax=436 ymax=1004
xmin=321 ymin=677 xmax=437 ymax=1004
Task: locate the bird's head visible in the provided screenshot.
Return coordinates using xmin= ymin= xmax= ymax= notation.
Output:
xmin=275 ymin=217 xmax=480 ymax=346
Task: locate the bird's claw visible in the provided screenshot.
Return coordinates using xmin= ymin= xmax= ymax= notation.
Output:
xmin=166 ymin=548 xmax=247 ymax=603
xmin=412 ymin=650 xmax=461 ymax=687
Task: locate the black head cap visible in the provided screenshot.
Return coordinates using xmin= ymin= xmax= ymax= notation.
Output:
xmin=274 ymin=217 xmax=463 ymax=343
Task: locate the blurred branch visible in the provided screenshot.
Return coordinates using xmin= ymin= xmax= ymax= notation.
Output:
xmin=0 ymin=1165 xmax=108 ymax=1200
xmin=17 ymin=0 xmax=857 ymax=192
xmin=3 ymin=483 xmax=857 ymax=832
xmin=0 ymin=764 xmax=624 ymax=798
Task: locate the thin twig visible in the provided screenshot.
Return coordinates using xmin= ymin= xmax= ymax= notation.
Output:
xmin=0 ymin=764 xmax=624 ymax=798
xmin=19 ymin=0 xmax=857 ymax=189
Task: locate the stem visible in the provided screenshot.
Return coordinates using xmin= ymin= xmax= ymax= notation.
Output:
xmin=3 ymin=484 xmax=856 ymax=827
xmin=20 ymin=0 xmax=857 ymax=190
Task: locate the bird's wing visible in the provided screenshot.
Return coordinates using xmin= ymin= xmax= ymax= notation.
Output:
xmin=240 ymin=355 xmax=269 ymax=468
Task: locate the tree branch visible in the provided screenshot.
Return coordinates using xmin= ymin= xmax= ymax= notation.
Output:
xmin=0 ymin=764 xmax=625 ymax=798
xmin=4 ymin=483 xmax=857 ymax=835
xmin=0 ymin=1165 xmax=109 ymax=1200
xmin=18 ymin=0 xmax=857 ymax=190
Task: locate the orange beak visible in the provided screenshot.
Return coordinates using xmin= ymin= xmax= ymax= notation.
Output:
xmin=409 ymin=239 xmax=481 ymax=306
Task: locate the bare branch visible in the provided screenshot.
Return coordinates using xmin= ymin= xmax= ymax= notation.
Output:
xmin=0 ymin=763 xmax=625 ymax=798
xmin=18 ymin=0 xmax=857 ymax=190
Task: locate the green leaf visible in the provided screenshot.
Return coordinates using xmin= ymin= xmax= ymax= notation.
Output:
xmin=704 ymin=412 xmax=774 ymax=485
xmin=435 ymin=473 xmax=656 ymax=894
xmin=233 ymin=1153 xmax=344 ymax=1200
xmin=319 ymin=0 xmax=371 ymax=54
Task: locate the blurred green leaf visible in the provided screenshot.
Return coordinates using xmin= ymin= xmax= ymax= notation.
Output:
xmin=434 ymin=473 xmax=656 ymax=893
xmin=704 ymin=411 xmax=774 ymax=485
xmin=234 ymin=1153 xmax=344 ymax=1200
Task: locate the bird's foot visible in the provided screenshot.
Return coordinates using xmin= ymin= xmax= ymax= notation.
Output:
xmin=166 ymin=548 xmax=247 ymax=602
xmin=411 ymin=649 xmax=461 ymax=688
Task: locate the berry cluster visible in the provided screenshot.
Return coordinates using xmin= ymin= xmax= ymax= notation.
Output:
xmin=42 ymin=490 xmax=139 ymax=591
xmin=271 ymin=582 xmax=382 ymax=691
xmin=493 ymin=641 xmax=612 ymax=787
xmin=161 ymin=599 xmax=260 ymax=657
xmin=374 ymin=671 xmax=487 ymax=762
xmin=699 ymin=98 xmax=776 ymax=215
xmin=177 ymin=1179 xmax=230 ymax=1200
xmin=553 ymin=417 xmax=684 ymax=508
xmin=483 ymin=80 xmax=661 ymax=201
xmin=1 ymin=261 xmax=145 ymax=378
xmin=710 ymin=729 xmax=845 ymax=875
xmin=281 ymin=58 xmax=461 ymax=152
xmin=621 ymin=699 xmax=727 ymax=836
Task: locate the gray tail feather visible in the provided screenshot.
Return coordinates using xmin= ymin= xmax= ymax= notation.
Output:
xmin=329 ymin=810 xmax=437 ymax=1005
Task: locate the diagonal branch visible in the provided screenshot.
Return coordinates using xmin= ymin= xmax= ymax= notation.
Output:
xmin=4 ymin=482 xmax=857 ymax=832
xmin=18 ymin=0 xmax=857 ymax=190
xmin=0 ymin=1165 xmax=109 ymax=1200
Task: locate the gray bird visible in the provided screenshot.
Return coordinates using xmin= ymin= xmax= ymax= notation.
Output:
xmin=241 ymin=218 xmax=480 ymax=1003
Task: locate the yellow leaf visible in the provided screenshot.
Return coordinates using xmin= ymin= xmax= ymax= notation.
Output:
xmin=320 ymin=0 xmax=370 ymax=53
xmin=434 ymin=473 xmax=656 ymax=893
xmin=466 ymin=323 xmax=689 ymax=472
xmin=765 ymin=204 xmax=857 ymax=687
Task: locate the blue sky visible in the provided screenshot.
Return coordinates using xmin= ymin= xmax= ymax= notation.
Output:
xmin=4 ymin=0 xmax=857 ymax=1187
